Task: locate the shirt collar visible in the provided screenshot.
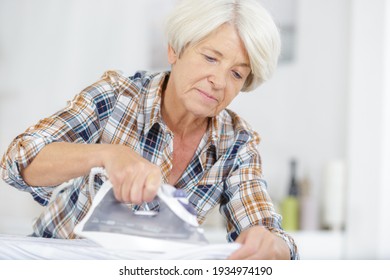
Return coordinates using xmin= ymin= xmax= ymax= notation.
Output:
xmin=140 ymin=71 xmax=170 ymax=135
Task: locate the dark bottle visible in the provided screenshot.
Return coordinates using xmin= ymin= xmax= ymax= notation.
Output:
xmin=288 ymin=159 xmax=299 ymax=196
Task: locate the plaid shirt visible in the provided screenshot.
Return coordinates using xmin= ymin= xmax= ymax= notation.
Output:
xmin=1 ymin=70 xmax=298 ymax=259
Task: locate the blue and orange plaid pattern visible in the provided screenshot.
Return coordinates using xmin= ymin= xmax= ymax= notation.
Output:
xmin=1 ymin=70 xmax=298 ymax=259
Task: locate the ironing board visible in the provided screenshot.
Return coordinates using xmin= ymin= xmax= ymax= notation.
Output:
xmin=0 ymin=234 xmax=145 ymax=259
xmin=0 ymin=234 xmax=238 ymax=260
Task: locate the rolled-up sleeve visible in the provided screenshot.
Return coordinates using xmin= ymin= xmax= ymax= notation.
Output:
xmin=0 ymin=71 xmax=119 ymax=206
xmin=220 ymin=137 xmax=299 ymax=260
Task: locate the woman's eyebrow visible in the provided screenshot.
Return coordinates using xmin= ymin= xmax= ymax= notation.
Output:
xmin=202 ymin=47 xmax=224 ymax=57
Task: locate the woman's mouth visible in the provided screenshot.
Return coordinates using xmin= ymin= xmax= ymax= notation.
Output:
xmin=197 ymin=89 xmax=218 ymax=102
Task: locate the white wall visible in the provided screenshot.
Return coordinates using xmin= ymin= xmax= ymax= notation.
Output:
xmin=345 ymin=0 xmax=390 ymax=259
xmin=379 ymin=0 xmax=390 ymax=259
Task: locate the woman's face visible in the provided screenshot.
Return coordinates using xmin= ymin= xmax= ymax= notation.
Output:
xmin=166 ymin=23 xmax=251 ymax=118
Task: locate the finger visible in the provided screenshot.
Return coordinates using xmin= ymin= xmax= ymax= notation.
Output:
xmin=112 ymin=185 xmax=123 ymax=202
xmin=107 ymin=167 xmax=133 ymax=203
xmin=119 ymin=172 xmax=135 ymax=203
xmin=112 ymin=180 xmax=129 ymax=202
xmin=110 ymin=173 xmax=126 ymax=202
xmin=143 ymin=171 xmax=161 ymax=202
xmin=129 ymin=171 xmax=147 ymax=205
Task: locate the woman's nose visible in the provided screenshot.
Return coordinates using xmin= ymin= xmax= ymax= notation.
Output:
xmin=208 ymin=70 xmax=227 ymax=89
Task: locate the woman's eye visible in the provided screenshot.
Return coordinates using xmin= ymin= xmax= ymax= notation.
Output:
xmin=232 ymin=71 xmax=243 ymax=79
xmin=204 ymin=55 xmax=217 ymax=62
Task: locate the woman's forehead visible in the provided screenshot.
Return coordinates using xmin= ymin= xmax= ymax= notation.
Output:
xmin=193 ymin=24 xmax=250 ymax=64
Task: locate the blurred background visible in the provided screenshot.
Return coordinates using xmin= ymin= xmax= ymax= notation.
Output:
xmin=0 ymin=0 xmax=389 ymax=259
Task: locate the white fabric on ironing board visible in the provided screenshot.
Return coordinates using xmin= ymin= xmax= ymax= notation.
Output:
xmin=0 ymin=234 xmax=239 ymax=260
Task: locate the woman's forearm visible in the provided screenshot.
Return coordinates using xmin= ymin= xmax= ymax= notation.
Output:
xmin=21 ymin=142 xmax=106 ymax=187
xmin=21 ymin=142 xmax=163 ymax=205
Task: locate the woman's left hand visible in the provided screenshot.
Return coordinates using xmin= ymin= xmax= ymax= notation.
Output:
xmin=227 ymin=226 xmax=290 ymax=260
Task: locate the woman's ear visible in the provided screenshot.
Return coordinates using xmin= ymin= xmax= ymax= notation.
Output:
xmin=167 ymin=44 xmax=177 ymax=64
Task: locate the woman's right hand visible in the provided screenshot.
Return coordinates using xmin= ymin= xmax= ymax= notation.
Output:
xmin=101 ymin=144 xmax=162 ymax=205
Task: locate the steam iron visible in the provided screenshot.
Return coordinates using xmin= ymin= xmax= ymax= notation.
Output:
xmin=74 ymin=168 xmax=209 ymax=253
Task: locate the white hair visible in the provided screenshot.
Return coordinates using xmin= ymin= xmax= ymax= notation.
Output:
xmin=165 ymin=0 xmax=281 ymax=91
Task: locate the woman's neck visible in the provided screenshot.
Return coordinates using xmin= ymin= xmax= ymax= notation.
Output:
xmin=161 ymin=82 xmax=209 ymax=139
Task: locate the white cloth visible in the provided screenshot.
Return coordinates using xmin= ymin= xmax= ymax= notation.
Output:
xmin=0 ymin=234 xmax=238 ymax=260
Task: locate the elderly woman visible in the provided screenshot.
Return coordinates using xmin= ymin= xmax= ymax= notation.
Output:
xmin=1 ymin=0 xmax=298 ymax=259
